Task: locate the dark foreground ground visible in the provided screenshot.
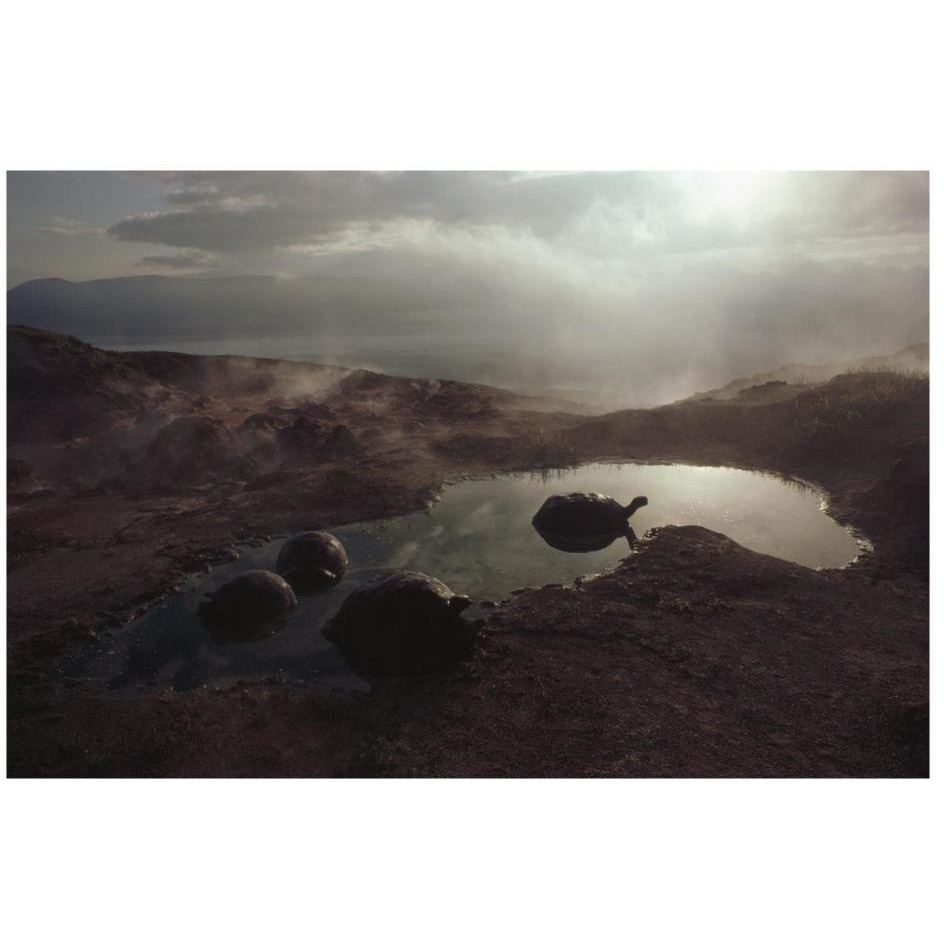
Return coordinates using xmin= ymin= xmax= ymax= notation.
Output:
xmin=6 ymin=327 xmax=929 ymax=776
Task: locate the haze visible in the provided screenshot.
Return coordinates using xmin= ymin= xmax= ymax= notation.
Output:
xmin=6 ymin=171 xmax=929 ymax=406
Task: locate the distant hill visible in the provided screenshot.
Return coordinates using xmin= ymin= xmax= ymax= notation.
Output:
xmin=677 ymin=343 xmax=929 ymax=404
xmin=5 ymin=274 xmax=445 ymax=340
xmin=6 ymin=325 xmax=588 ymax=446
xmin=8 ymin=275 xmax=929 ymax=412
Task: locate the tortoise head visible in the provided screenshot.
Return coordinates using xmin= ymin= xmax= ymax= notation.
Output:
xmin=447 ymin=594 xmax=472 ymax=614
xmin=624 ymin=496 xmax=648 ymax=518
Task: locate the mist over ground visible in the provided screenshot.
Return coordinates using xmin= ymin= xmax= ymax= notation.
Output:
xmin=7 ymin=171 xmax=929 ymax=406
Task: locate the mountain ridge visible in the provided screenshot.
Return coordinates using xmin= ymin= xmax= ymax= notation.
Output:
xmin=676 ymin=342 xmax=929 ymax=404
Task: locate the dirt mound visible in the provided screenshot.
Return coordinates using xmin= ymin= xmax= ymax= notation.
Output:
xmin=241 ymin=412 xmax=282 ymax=432
xmin=434 ymin=433 xmax=520 ymax=463
xmin=864 ymin=439 xmax=929 ymax=560
xmin=275 ymin=416 xmax=330 ymax=462
xmin=121 ymin=349 xmax=348 ymax=401
xmin=7 ymin=326 xmax=153 ymax=443
xmin=876 ymin=439 xmax=929 ymax=507
xmin=677 ymin=342 xmax=928 ymax=404
xmin=263 ymin=399 xmax=336 ymax=422
xmin=121 ymin=415 xmax=254 ymax=493
xmin=322 ymin=424 xmax=363 ymax=458
xmin=732 ymin=380 xmax=799 ymax=404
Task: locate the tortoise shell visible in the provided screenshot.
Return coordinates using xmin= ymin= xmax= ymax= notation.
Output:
xmin=532 ymin=492 xmax=646 ymax=536
xmin=276 ymin=531 xmax=348 ymax=590
xmin=204 ymin=569 xmax=297 ymax=626
xmin=324 ymin=571 xmax=473 ymax=676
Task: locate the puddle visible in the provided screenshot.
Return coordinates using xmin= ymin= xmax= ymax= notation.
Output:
xmin=71 ymin=462 xmax=865 ymax=692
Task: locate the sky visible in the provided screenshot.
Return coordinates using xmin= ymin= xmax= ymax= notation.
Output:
xmin=6 ymin=171 xmax=929 ymax=402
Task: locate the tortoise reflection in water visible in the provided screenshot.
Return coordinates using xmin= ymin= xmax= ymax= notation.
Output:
xmin=535 ymin=525 xmax=639 ymax=554
xmin=197 ymin=603 xmax=290 ymax=646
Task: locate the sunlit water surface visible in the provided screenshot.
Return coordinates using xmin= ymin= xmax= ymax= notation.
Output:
xmin=72 ymin=462 xmax=864 ymax=692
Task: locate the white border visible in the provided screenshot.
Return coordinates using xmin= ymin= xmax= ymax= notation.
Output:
xmin=2 ymin=2 xmax=939 ymax=943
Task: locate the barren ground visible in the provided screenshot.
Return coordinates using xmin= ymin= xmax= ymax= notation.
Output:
xmin=6 ymin=327 xmax=929 ymax=777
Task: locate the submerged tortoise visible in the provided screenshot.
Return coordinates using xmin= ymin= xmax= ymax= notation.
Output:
xmin=276 ymin=531 xmax=348 ymax=591
xmin=324 ymin=571 xmax=473 ymax=676
xmin=532 ymin=492 xmax=648 ymax=539
xmin=203 ymin=569 xmax=297 ymax=626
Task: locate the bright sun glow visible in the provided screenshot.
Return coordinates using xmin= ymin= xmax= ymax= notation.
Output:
xmin=685 ymin=171 xmax=784 ymax=220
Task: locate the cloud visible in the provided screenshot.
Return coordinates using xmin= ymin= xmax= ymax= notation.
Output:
xmin=65 ymin=170 xmax=935 ymax=404
xmin=105 ymin=171 xmax=928 ymax=266
xmin=37 ymin=216 xmax=105 ymax=237
xmin=135 ymin=249 xmax=224 ymax=270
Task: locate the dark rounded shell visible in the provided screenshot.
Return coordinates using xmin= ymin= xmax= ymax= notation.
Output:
xmin=532 ymin=492 xmax=628 ymax=536
xmin=324 ymin=571 xmax=472 ymax=677
xmin=205 ymin=569 xmax=297 ymax=625
xmin=276 ymin=531 xmax=349 ymax=590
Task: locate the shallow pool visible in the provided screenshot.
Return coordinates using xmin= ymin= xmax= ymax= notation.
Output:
xmin=72 ymin=462 xmax=864 ymax=691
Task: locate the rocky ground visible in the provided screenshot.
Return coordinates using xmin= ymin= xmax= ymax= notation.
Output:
xmin=6 ymin=326 xmax=929 ymax=777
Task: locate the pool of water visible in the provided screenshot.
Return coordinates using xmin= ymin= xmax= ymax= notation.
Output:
xmin=71 ymin=462 xmax=865 ymax=691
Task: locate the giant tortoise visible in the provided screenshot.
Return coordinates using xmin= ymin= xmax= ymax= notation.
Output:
xmin=532 ymin=492 xmax=647 ymax=537
xmin=324 ymin=570 xmax=473 ymax=676
xmin=276 ymin=531 xmax=349 ymax=591
xmin=203 ymin=569 xmax=297 ymax=626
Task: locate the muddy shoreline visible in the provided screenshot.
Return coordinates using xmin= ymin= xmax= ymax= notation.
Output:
xmin=7 ymin=328 xmax=928 ymax=777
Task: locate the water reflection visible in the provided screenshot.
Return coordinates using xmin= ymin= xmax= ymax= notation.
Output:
xmin=280 ymin=571 xmax=344 ymax=595
xmin=534 ymin=525 xmax=639 ymax=554
xmin=72 ymin=461 xmax=863 ymax=692
xmin=198 ymin=600 xmax=292 ymax=646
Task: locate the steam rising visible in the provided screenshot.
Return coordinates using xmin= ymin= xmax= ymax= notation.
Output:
xmin=7 ymin=171 xmax=929 ymax=406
